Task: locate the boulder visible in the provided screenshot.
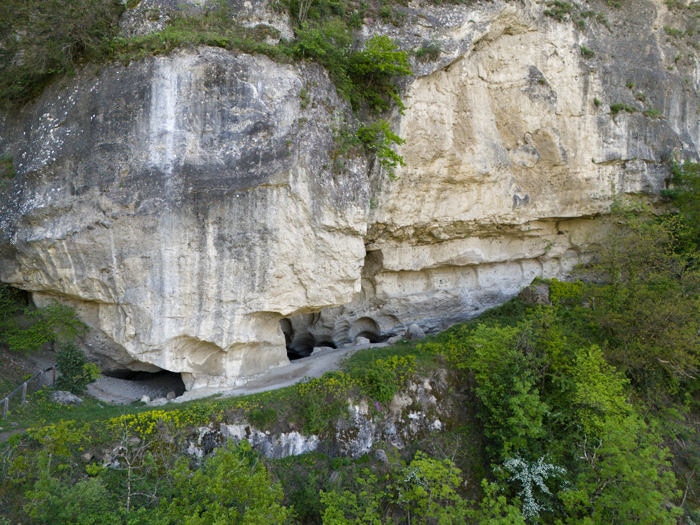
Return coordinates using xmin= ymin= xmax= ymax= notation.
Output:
xmin=375 ymin=448 xmax=389 ymax=464
xmin=518 ymin=283 xmax=552 ymax=306
xmin=51 ymin=391 xmax=83 ymax=406
xmin=405 ymin=324 xmax=425 ymax=341
xmin=354 ymin=337 xmax=371 ymax=346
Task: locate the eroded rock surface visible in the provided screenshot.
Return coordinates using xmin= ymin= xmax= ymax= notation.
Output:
xmin=1 ymin=0 xmax=699 ymax=388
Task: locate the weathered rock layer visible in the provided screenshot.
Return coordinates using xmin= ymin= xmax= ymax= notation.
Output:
xmin=1 ymin=0 xmax=698 ymax=388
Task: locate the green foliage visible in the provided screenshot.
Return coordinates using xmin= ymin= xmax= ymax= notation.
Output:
xmin=0 ymin=0 xmax=124 ymax=107
xmin=0 ymin=284 xmax=89 ymax=354
xmin=570 ymin=345 xmax=630 ymax=434
xmin=356 ymin=119 xmax=406 ymax=177
xmin=547 ymin=278 xmax=582 ymax=305
xmin=0 ymin=155 xmax=14 ymax=179
xmin=585 ymin=199 xmax=700 ymax=394
xmin=347 ymin=35 xmax=412 ymax=114
xmin=666 ymin=162 xmax=700 ymax=242
xmin=643 ymin=108 xmax=662 ymax=118
xmin=580 ymin=46 xmax=594 ymax=58
xmin=246 ymin=407 xmax=278 ymax=430
xmin=321 ymin=454 xmax=469 ymax=524
xmin=359 ymin=360 xmax=399 ymax=403
xmin=160 ymin=440 xmax=289 ymax=524
xmin=25 ymin=473 xmax=121 ymax=525
xmin=593 ymin=97 xmax=601 ymax=107
xmin=56 ymin=342 xmax=99 ymax=395
xmin=609 ymin=102 xmax=637 ymax=114
xmin=635 ymin=92 xmax=646 ymax=102
xmin=391 ymin=452 xmax=469 ymax=523
xmin=665 ymin=26 xmax=684 ymax=37
xmin=464 ymin=324 xmax=549 ymax=458
xmin=415 ymin=40 xmax=442 ymax=63
xmin=560 ymin=416 xmax=682 ymax=525
xmin=544 ymin=2 xmax=574 ymax=21
xmin=297 ymin=385 xmax=348 ymax=435
xmin=626 ymin=81 xmax=635 ymax=89
xmin=466 ymin=480 xmax=526 ymax=524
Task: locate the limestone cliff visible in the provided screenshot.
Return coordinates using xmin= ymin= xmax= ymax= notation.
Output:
xmin=1 ymin=0 xmax=698 ymax=388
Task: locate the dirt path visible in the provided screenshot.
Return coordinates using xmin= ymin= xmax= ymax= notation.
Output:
xmin=175 ymin=341 xmax=389 ymax=402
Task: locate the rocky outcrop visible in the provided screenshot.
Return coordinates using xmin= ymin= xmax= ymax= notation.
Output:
xmin=1 ymin=0 xmax=699 ymax=388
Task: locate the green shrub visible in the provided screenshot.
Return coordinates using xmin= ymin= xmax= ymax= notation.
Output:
xmin=464 ymin=324 xmax=549 ymax=458
xmin=161 ymin=440 xmax=290 ymax=524
xmin=0 ymin=285 xmax=89 ymax=354
xmin=547 ymin=278 xmax=582 ymax=305
xmin=415 ymin=40 xmax=442 ymax=63
xmin=643 ymin=108 xmax=662 ymax=118
xmin=544 ymin=1 xmax=573 ymax=21
xmin=664 ymin=26 xmax=684 ymax=37
xmin=580 ymin=46 xmax=595 ymax=58
xmin=360 ymin=360 xmax=399 ymax=403
xmin=356 ymin=119 xmax=406 ymax=177
xmin=0 ymin=156 xmax=14 ymax=179
xmin=610 ymin=103 xmax=637 ymax=114
xmin=246 ymin=408 xmax=278 ymax=430
xmin=55 ymin=343 xmax=99 ymax=395
xmin=0 ymin=0 xmax=124 ymax=107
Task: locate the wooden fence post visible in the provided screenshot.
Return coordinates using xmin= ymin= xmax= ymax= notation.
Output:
xmin=22 ymin=382 xmax=27 ymax=404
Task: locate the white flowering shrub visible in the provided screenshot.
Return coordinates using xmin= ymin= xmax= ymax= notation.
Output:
xmin=503 ymin=457 xmax=566 ymax=521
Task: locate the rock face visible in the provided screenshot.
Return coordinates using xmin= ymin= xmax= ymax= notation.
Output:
xmin=1 ymin=0 xmax=699 ymax=389
xmin=0 ymin=49 xmax=367 ymax=389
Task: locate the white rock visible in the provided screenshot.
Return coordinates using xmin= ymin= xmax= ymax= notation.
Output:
xmin=51 ymin=391 xmax=83 ymax=406
xmin=406 ymin=324 xmax=425 ymax=341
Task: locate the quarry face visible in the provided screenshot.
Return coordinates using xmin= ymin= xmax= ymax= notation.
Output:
xmin=1 ymin=0 xmax=697 ymax=389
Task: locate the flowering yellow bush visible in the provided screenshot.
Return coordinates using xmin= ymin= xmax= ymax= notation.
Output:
xmin=107 ymin=405 xmax=216 ymax=437
xmin=295 ymin=371 xmax=357 ymax=398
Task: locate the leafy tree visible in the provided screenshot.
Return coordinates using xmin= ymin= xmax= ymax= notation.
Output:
xmin=560 ymin=415 xmax=682 ymax=525
xmin=585 ymin=199 xmax=700 ymax=398
xmin=390 ymin=453 xmax=468 ymax=524
xmin=465 ymin=324 xmax=549 ymax=458
xmin=356 ymin=120 xmax=406 ymax=176
xmin=55 ymin=342 xmax=100 ymax=395
xmin=570 ymin=345 xmax=630 ymax=435
xmin=466 ymin=480 xmax=526 ymax=525
xmin=159 ymin=440 xmax=289 ymax=525
xmin=348 ymin=35 xmax=411 ymax=113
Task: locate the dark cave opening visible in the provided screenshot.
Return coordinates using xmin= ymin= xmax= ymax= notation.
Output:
xmin=101 ymin=369 xmax=187 ymax=397
xmin=280 ymin=318 xmax=338 ymax=361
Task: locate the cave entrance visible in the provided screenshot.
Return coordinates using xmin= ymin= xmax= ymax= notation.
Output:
xmin=280 ymin=318 xmax=337 ymax=361
xmin=101 ymin=369 xmax=187 ymax=398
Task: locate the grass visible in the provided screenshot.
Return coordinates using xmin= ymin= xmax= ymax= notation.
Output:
xmin=610 ymin=102 xmax=638 ymax=114
xmin=665 ymin=26 xmax=685 ymax=38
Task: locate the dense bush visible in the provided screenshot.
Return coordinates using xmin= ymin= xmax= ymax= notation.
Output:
xmin=0 ymin=0 xmax=124 ymax=107
xmin=0 ymin=284 xmax=88 ymax=353
xmin=55 ymin=342 xmax=99 ymax=394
